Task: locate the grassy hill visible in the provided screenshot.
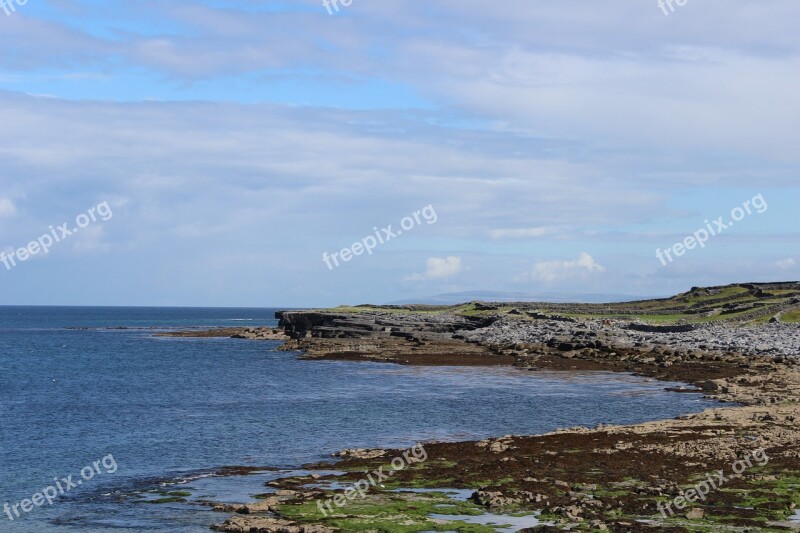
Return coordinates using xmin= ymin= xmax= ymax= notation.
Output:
xmin=333 ymin=282 xmax=800 ymax=326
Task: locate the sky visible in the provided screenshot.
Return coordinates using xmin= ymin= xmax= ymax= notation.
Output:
xmin=0 ymin=0 xmax=798 ymax=307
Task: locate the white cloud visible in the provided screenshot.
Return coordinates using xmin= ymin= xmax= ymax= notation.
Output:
xmin=406 ymin=256 xmax=462 ymax=281
xmin=490 ymin=227 xmax=549 ymax=239
xmin=531 ymin=252 xmax=605 ymax=283
xmin=775 ymin=258 xmax=797 ymax=270
xmin=0 ymin=198 xmax=16 ymax=217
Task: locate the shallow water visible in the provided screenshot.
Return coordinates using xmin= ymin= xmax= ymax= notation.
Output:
xmin=429 ymin=511 xmax=540 ymax=532
xmin=0 ymin=306 xmax=720 ymax=532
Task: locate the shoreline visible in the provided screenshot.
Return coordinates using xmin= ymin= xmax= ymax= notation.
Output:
xmin=168 ymin=284 xmax=800 ymax=531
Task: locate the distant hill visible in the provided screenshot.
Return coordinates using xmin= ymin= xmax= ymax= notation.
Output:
xmin=388 ymin=291 xmax=651 ymax=305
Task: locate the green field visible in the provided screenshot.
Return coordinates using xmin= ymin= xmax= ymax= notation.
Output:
xmin=329 ymin=282 xmax=800 ymax=326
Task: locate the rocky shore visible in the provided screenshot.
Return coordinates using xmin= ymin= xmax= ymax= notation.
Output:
xmin=464 ymin=318 xmax=800 ymax=360
xmin=156 ymin=326 xmax=287 ymax=340
xmin=175 ymin=283 xmax=800 ymax=531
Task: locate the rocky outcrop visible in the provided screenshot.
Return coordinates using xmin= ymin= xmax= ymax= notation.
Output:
xmin=625 ymin=323 xmax=695 ymax=333
xmin=156 ymin=327 xmax=286 ymax=340
xmin=230 ymin=327 xmax=287 ymax=340
xmin=276 ymin=310 xmax=496 ymax=339
xmin=275 ymin=310 xmax=509 ymax=365
xmin=272 ymin=307 xmax=800 ymax=374
xmin=333 ymin=448 xmax=387 ymax=459
xmin=274 ymin=282 xmax=800 ymax=367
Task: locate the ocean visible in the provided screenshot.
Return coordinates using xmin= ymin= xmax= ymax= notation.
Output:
xmin=0 ymin=306 xmax=718 ymax=532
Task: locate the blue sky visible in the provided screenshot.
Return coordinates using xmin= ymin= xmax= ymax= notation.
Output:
xmin=0 ymin=0 xmax=798 ymax=307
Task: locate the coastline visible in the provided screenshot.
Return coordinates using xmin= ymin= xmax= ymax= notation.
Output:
xmin=175 ymin=283 xmax=800 ymax=531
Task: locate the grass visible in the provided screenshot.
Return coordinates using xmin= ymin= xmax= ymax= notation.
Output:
xmin=677 ymin=286 xmax=747 ymax=304
xmin=782 ymin=308 xmax=800 ymax=323
xmin=275 ymin=491 xmax=519 ymax=532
